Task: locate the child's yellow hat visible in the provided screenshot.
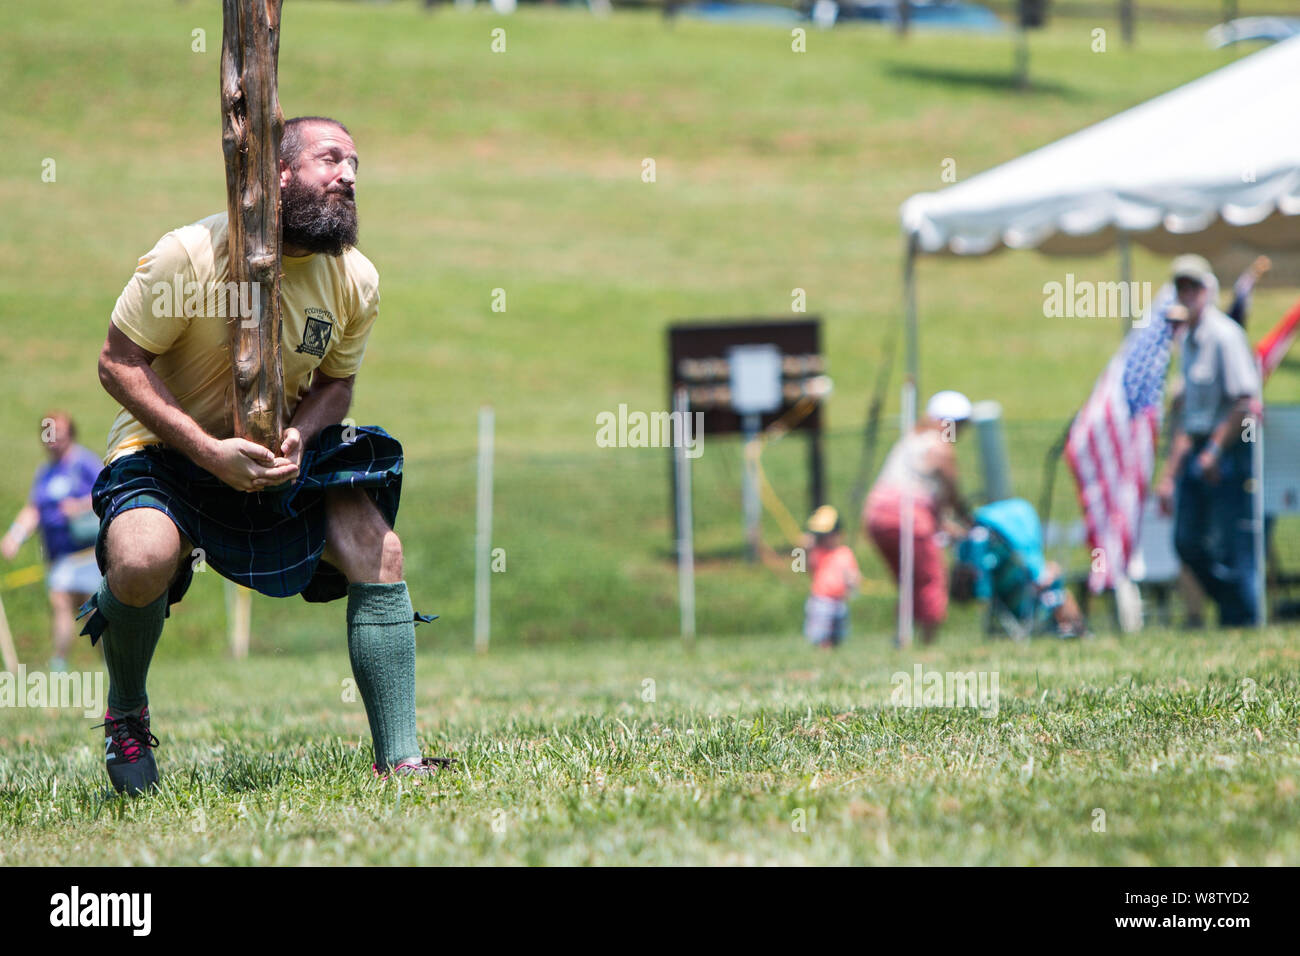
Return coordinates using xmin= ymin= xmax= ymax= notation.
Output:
xmin=808 ymin=505 xmax=840 ymax=535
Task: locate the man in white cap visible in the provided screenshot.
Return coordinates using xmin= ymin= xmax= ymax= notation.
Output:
xmin=1155 ymin=254 xmax=1261 ymax=627
xmin=862 ymin=390 xmax=973 ymax=644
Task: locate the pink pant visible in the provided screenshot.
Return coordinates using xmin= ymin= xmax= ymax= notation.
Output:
xmin=864 ymin=486 xmax=948 ymax=627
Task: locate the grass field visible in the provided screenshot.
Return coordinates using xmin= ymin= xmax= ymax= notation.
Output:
xmin=2 ymin=3 xmax=1299 ymax=866
xmin=2 ymin=626 xmax=1297 ymax=865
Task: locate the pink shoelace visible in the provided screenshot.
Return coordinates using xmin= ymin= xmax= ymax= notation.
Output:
xmin=99 ymin=708 xmax=159 ymax=763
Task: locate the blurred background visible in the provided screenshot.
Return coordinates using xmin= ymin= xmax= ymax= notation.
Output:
xmin=2 ymin=0 xmax=1297 ymax=663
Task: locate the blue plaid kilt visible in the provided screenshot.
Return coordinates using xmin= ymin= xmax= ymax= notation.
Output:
xmin=78 ymin=424 xmax=403 ymax=644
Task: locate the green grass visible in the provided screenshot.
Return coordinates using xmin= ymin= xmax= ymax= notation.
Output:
xmin=2 ymin=627 xmax=1297 ymax=865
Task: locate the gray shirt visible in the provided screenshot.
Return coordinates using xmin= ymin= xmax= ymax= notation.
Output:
xmin=1179 ymin=305 xmax=1260 ymax=436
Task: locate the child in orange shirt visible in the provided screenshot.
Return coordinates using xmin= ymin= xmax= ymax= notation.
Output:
xmin=802 ymin=506 xmax=861 ymax=649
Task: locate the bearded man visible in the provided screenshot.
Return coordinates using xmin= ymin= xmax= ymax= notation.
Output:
xmin=84 ymin=116 xmax=452 ymax=794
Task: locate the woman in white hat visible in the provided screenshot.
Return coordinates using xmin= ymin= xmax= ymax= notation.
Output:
xmin=862 ymin=391 xmax=973 ymax=644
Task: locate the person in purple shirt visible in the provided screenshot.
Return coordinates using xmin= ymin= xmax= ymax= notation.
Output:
xmin=1 ymin=412 xmax=104 ymax=671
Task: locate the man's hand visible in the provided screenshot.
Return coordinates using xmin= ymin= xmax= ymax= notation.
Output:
xmin=1196 ymin=446 xmax=1221 ymax=485
xmin=280 ymin=427 xmax=304 ymax=472
xmin=207 ymin=437 xmax=300 ymax=492
xmin=283 ymin=370 xmax=355 ymax=458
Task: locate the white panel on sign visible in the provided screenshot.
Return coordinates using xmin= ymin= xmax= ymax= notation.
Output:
xmin=728 ymin=344 xmax=783 ymax=415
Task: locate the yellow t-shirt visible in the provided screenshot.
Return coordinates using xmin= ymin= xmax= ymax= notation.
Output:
xmin=105 ymin=212 xmax=380 ymax=462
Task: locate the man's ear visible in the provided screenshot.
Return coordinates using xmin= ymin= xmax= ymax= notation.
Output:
xmin=279 ymin=161 xmax=293 ymax=190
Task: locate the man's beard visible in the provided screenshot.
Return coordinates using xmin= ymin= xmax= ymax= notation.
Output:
xmin=281 ymin=175 xmax=358 ymax=256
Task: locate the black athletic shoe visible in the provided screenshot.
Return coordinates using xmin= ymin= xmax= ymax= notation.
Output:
xmin=98 ymin=707 xmax=160 ymax=796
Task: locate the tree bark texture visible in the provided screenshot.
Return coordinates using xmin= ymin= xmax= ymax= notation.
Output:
xmin=221 ymin=0 xmax=285 ymax=453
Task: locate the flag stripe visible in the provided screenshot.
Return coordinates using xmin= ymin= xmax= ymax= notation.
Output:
xmin=1065 ymin=288 xmax=1176 ymax=592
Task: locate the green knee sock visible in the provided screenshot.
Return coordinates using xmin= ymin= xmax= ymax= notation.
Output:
xmin=95 ymin=580 xmax=167 ymax=716
xmin=346 ymin=582 xmax=420 ymax=770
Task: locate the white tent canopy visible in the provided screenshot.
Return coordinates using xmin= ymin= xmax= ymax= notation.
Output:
xmin=900 ymin=35 xmax=1300 ymax=274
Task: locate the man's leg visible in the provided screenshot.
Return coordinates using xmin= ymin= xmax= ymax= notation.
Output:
xmin=1173 ymin=462 xmax=1228 ymax=615
xmin=90 ymin=507 xmax=187 ymax=795
xmin=1177 ymin=566 xmax=1207 ymax=628
xmin=98 ymin=508 xmax=187 ymax=715
xmin=323 ymin=487 xmax=421 ymax=772
xmin=1211 ymin=444 xmax=1259 ymax=627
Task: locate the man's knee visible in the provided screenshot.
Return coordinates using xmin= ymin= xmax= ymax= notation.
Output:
xmin=379 ymin=530 xmax=403 ymax=582
xmin=324 ymin=490 xmax=402 ymax=583
xmin=104 ymin=509 xmax=185 ymax=606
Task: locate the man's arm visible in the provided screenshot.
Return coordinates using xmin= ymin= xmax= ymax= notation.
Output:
xmin=278 ymin=369 xmax=355 ymax=469
xmin=1208 ymin=397 xmax=1252 ymax=451
xmin=1190 ymin=328 xmax=1261 ymax=487
xmin=1197 ymin=396 xmax=1253 ymax=485
xmin=1157 ymin=395 xmax=1250 ymax=506
xmin=276 ymin=369 xmax=353 ymax=468
xmin=1157 ymin=430 xmax=1193 ymax=514
xmin=98 ymin=324 xmax=298 ymax=491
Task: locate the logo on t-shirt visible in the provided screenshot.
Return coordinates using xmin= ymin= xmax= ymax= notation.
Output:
xmin=296 ymin=308 xmax=334 ymax=358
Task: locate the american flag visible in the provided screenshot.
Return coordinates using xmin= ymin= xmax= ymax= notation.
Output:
xmin=1065 ymin=285 xmax=1177 ymax=593
xmin=1257 ymin=297 xmax=1300 ymax=382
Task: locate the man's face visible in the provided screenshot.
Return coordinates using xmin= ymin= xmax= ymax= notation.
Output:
xmin=280 ymin=124 xmax=359 ymax=256
xmin=1174 ymin=277 xmax=1210 ymax=319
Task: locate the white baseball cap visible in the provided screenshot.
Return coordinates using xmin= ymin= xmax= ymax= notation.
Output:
xmin=1170 ymin=253 xmax=1215 ymax=288
xmin=926 ymin=390 xmax=973 ymax=423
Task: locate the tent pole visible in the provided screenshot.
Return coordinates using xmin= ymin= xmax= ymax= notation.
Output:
xmin=1254 ymin=358 xmax=1267 ymax=630
xmin=1118 ymin=232 xmax=1132 ymax=337
xmin=899 ymin=380 xmax=917 ymax=648
xmin=898 ymin=233 xmax=919 ymax=647
xmin=904 ymin=232 xmax=919 ymax=393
